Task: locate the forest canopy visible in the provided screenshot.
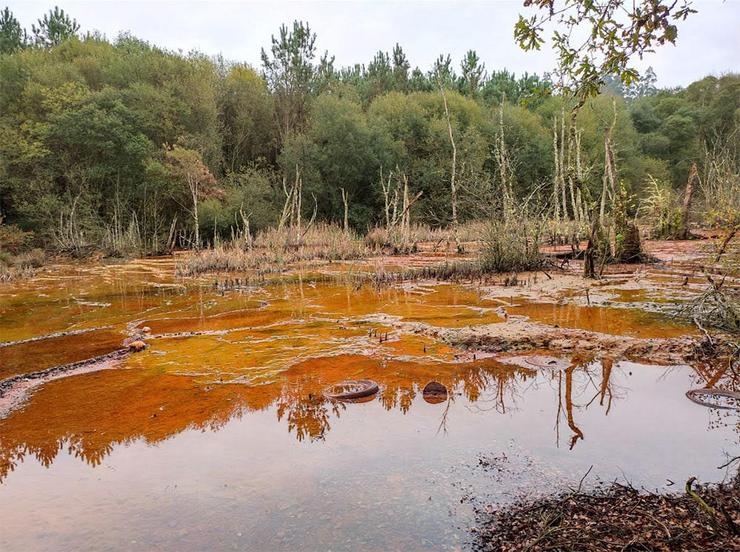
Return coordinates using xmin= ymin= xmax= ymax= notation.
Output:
xmin=0 ymin=6 xmax=737 ymax=255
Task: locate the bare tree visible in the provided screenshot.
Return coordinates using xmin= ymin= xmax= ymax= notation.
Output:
xmin=438 ymin=84 xmax=460 ymax=251
xmin=495 ymin=100 xmax=515 ymax=220
xmin=599 ymin=100 xmax=618 ymax=229
xmin=164 ymin=146 xmax=217 ymax=250
xmin=340 ymin=187 xmax=349 ymax=233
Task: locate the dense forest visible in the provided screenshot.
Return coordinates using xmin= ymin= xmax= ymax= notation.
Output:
xmin=0 ymin=6 xmax=738 ymax=257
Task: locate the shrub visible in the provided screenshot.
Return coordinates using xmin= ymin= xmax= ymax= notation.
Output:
xmin=701 ymin=149 xmax=740 ymax=229
xmin=639 ymin=176 xmax=683 ymax=239
xmin=13 ymin=248 xmax=46 ymax=268
xmin=480 ymin=216 xmax=544 ymax=273
xmin=0 ymin=222 xmax=33 ymax=254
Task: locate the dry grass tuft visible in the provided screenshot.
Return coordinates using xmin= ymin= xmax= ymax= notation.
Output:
xmin=0 ymin=249 xmax=45 ymax=282
xmin=365 ymin=221 xmax=488 ymax=252
xmin=177 ymin=223 xmax=367 ymax=276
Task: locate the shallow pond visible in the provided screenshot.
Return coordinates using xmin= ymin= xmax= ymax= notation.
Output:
xmin=0 ymin=258 xmax=736 ymax=551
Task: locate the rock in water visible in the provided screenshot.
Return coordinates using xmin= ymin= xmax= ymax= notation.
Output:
xmin=128 ymin=340 xmax=147 ymax=352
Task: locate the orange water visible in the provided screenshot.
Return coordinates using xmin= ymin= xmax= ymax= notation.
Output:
xmin=0 ymin=258 xmax=734 ymax=551
xmin=506 ymin=302 xmax=695 ymax=338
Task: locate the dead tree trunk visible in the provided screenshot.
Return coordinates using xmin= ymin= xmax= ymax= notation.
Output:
xmin=715 ymin=227 xmax=737 ymax=263
xmin=340 ymin=187 xmax=349 ymax=233
xmin=553 ymin=118 xmax=561 ymax=221
xmin=400 ymin=175 xmax=408 ymax=248
xmin=188 ymin=174 xmax=199 ymax=250
xmin=599 ymin=100 xmax=618 ymax=229
xmin=567 ymin=137 xmax=579 ymax=226
xmin=497 ymin=101 xmax=515 ymax=221
xmin=285 ymin=166 xmax=303 ymax=244
xmin=278 ymin=175 xmax=293 ymax=231
xmin=583 ymin=218 xmax=598 ymax=279
xmin=681 ymin=162 xmax=699 ymax=239
xmin=574 ymin=128 xmax=587 ymax=224
xmin=560 ymin=109 xmax=568 ymax=218
xmin=380 ymin=168 xmax=393 ymax=228
xmin=439 ymin=85 xmax=460 ymax=252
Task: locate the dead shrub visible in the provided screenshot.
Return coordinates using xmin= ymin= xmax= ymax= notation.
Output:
xmin=679 ymin=276 xmax=740 ymax=334
xmin=12 ymin=249 xmax=46 ymax=268
xmin=0 ymin=249 xmax=44 ymax=282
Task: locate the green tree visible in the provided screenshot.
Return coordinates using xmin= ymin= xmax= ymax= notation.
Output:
xmin=219 ymin=64 xmax=274 ymax=171
xmin=164 ymin=145 xmax=218 ymax=249
xmin=408 ymin=67 xmax=432 ymax=92
xmin=431 ymin=54 xmax=455 ymax=88
xmin=261 ymin=21 xmax=320 ymax=142
xmin=0 ymin=7 xmax=25 ymax=54
xmin=281 ymin=93 xmax=387 ymax=227
xmin=459 ymin=50 xmax=486 ymax=97
xmin=482 ymin=70 xmax=519 ymax=104
xmin=32 ymin=6 xmax=80 ymax=48
xmin=391 ymin=44 xmax=410 ymax=91
xmin=365 ymin=50 xmax=393 ymax=101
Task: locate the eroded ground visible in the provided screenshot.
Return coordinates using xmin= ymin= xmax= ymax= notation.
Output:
xmin=0 ymin=239 xmax=737 ymax=551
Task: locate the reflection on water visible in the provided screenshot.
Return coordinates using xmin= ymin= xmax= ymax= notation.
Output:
xmin=506 ymin=302 xmax=695 ymax=338
xmin=0 ymin=356 xmax=735 ymax=551
xmin=0 ymin=258 xmax=736 ymax=551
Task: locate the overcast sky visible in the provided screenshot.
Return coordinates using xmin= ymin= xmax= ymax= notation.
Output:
xmin=8 ymin=0 xmax=740 ymax=88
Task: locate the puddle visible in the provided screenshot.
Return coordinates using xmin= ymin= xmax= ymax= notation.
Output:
xmin=506 ymin=302 xmax=696 ymax=338
xmin=0 ymin=257 xmax=735 ymax=551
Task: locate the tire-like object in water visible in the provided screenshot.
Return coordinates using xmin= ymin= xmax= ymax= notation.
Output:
xmin=423 ymin=381 xmax=448 ymax=404
xmin=685 ymin=388 xmax=740 ymax=411
xmin=324 ymin=379 xmax=379 ymax=401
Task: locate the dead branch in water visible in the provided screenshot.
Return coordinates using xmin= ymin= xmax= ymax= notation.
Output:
xmin=715 ymin=227 xmax=737 ymax=263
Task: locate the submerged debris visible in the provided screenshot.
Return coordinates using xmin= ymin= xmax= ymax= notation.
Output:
xmin=323 ymin=379 xmax=379 ymax=401
xmin=686 ymin=388 xmax=740 ymax=411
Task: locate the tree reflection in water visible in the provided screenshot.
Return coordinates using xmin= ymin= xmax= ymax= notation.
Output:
xmin=0 ymin=354 xmax=736 ymax=481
